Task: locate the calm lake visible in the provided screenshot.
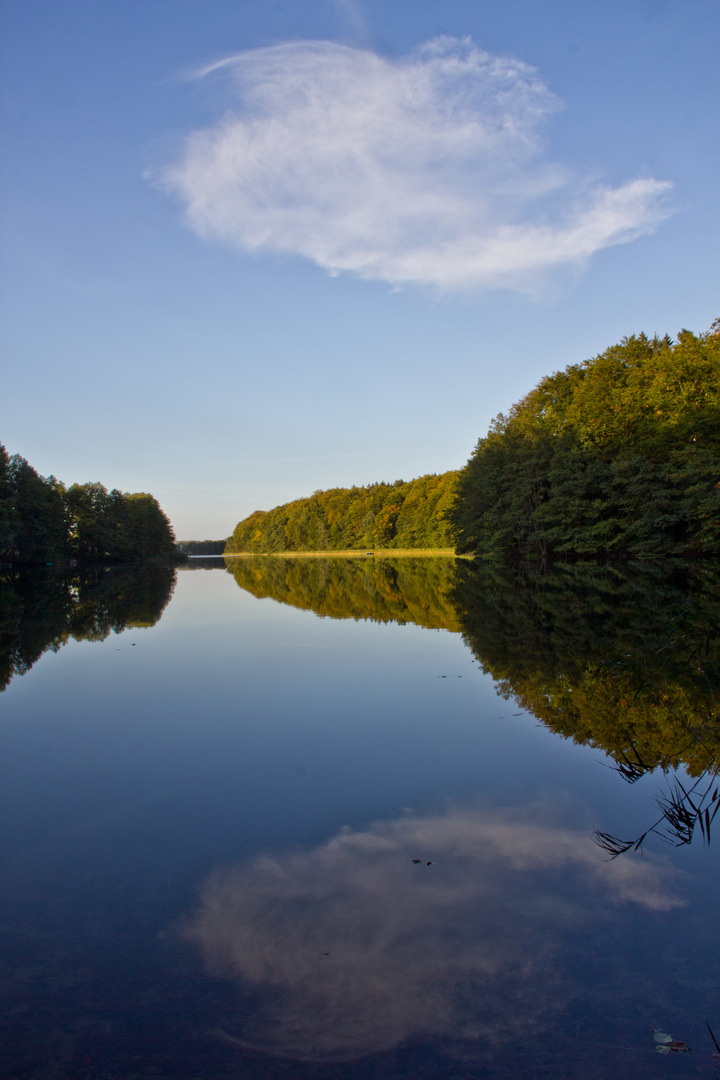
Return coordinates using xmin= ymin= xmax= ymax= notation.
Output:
xmin=2 ymin=557 xmax=718 ymax=1078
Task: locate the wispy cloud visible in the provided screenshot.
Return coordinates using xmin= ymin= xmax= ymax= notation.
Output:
xmin=185 ymin=807 xmax=683 ymax=1061
xmin=155 ymin=37 xmax=672 ymax=294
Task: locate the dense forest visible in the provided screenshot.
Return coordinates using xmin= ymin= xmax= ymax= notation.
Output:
xmin=451 ymin=321 xmax=720 ymax=560
xmin=6 ymin=322 xmax=718 ymax=565
xmin=226 ymin=472 xmax=458 ymax=554
xmin=0 ymin=445 xmax=177 ymax=565
xmin=227 ymin=322 xmax=718 ymax=561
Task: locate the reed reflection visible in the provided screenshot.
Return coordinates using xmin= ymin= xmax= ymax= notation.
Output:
xmin=186 ymin=806 xmax=684 ymax=1063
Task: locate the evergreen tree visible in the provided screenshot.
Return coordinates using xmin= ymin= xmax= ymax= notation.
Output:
xmin=8 ymin=455 xmax=69 ymax=563
xmin=0 ymin=444 xmax=18 ymax=561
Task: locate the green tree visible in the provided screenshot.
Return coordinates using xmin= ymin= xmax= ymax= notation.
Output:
xmin=0 ymin=444 xmax=19 ymax=561
xmin=2 ymin=446 xmax=176 ymax=565
xmin=226 ymin=472 xmax=459 ymax=554
xmin=65 ymin=484 xmax=175 ymax=561
xmin=66 ymin=482 xmax=114 ymax=561
xmin=9 ymin=455 xmax=69 ymax=563
xmin=121 ymin=493 xmax=176 ymax=557
xmin=452 ymin=321 xmax=720 ymax=560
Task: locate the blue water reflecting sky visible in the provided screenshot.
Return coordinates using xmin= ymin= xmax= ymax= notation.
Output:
xmin=1 ymin=564 xmax=717 ymax=1077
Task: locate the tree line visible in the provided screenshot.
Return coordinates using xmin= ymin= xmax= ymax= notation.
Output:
xmin=227 ymin=321 xmax=718 ymax=561
xmin=175 ymin=539 xmax=227 ymax=555
xmin=0 ymin=445 xmax=177 ymax=565
xmin=8 ymin=320 xmax=714 ymax=565
xmin=451 ymin=321 xmax=720 ymax=560
xmin=225 ymin=471 xmax=458 ymax=554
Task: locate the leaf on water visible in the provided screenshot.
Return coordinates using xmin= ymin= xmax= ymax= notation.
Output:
xmin=652 ymin=1031 xmax=691 ymax=1052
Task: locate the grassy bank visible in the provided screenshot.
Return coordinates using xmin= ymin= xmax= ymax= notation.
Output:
xmin=223 ymin=548 xmax=464 ymax=559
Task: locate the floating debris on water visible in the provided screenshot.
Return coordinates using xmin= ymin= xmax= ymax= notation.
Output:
xmin=652 ymin=1029 xmax=691 ymax=1053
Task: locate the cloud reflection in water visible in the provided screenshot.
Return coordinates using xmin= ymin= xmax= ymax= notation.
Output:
xmin=186 ymin=808 xmax=684 ymax=1062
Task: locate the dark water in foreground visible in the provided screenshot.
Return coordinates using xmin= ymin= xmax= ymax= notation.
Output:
xmin=1 ymin=557 xmax=718 ymax=1078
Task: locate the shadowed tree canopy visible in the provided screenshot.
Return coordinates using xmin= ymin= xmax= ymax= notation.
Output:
xmin=2 ymin=451 xmax=69 ymax=563
xmin=0 ymin=446 xmax=176 ymax=565
xmin=451 ymin=321 xmax=720 ymax=560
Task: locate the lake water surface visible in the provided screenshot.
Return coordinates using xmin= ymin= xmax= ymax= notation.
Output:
xmin=2 ymin=557 xmax=718 ymax=1078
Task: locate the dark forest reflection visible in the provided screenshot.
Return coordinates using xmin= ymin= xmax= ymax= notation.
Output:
xmin=228 ymin=556 xmax=720 ymax=848
xmin=227 ymin=556 xmax=719 ymax=771
xmin=453 ymin=560 xmax=720 ymax=773
xmin=454 ymin=560 xmax=720 ymax=852
xmin=0 ymin=566 xmax=176 ymax=691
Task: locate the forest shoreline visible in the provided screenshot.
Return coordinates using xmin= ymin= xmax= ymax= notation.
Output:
xmin=219 ymin=548 xmax=463 ymax=559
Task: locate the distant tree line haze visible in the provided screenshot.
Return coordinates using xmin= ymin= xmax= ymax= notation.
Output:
xmin=175 ymin=539 xmax=228 ymax=555
xmin=0 ymin=446 xmax=176 ymax=565
xmin=451 ymin=321 xmax=720 ymax=560
xmin=226 ymin=472 xmax=459 ymax=554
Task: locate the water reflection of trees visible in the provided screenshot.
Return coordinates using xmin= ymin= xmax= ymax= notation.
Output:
xmin=454 ymin=561 xmax=719 ymax=771
xmin=453 ymin=561 xmax=720 ymax=853
xmin=225 ymin=555 xmax=462 ymax=631
xmin=0 ymin=566 xmax=176 ymax=691
xmin=227 ymin=555 xmax=719 ymax=852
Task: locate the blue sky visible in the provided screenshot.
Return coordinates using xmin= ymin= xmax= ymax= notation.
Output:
xmin=1 ymin=0 xmax=718 ymax=539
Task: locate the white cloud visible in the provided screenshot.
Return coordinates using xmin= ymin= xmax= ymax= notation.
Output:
xmin=185 ymin=807 xmax=684 ymax=1061
xmin=155 ymin=38 xmax=672 ymax=294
